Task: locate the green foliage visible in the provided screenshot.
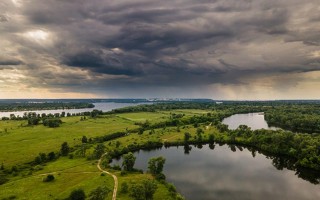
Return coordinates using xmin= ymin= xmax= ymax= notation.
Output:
xmin=68 ymin=188 xmax=86 ymax=200
xmin=130 ymin=179 xmax=158 ymax=200
xmin=184 ymin=132 xmax=191 ymax=143
xmin=43 ymin=118 xmax=62 ymax=128
xmin=265 ymin=105 xmax=320 ymax=133
xmin=120 ymin=182 xmax=129 ymax=194
xmin=0 ymin=102 xmax=94 ymax=112
xmin=43 ymin=174 xmax=55 ymax=182
xmin=0 ymin=174 xmax=8 ymax=185
xmin=81 ymin=136 xmax=88 ymax=143
xmin=61 ymin=142 xmax=70 ymax=156
xmin=148 ymin=157 xmax=166 ymax=177
xmin=122 ymin=152 xmax=136 ymax=171
xmin=47 ymin=152 xmax=56 ymax=161
xmin=93 ymin=144 xmax=106 ymax=159
xmin=130 ymin=183 xmax=145 ymax=200
xmin=88 ymin=186 xmax=110 ymax=200
xmin=208 ymin=134 xmax=215 ymax=143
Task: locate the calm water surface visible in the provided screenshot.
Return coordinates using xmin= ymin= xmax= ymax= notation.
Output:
xmin=222 ymin=112 xmax=278 ymax=130
xmin=112 ymin=144 xmax=320 ymax=200
xmin=0 ymin=102 xmax=149 ymax=118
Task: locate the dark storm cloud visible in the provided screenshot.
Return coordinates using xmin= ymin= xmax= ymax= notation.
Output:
xmin=0 ymin=56 xmax=23 ymax=66
xmin=62 ymin=48 xmax=145 ymax=75
xmin=1 ymin=0 xmax=320 ymax=98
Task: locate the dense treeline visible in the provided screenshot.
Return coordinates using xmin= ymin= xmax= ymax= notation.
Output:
xmin=265 ymin=105 xmax=320 ymax=133
xmin=1 ymin=110 xmax=103 ymax=128
xmin=0 ymin=102 xmax=94 ymax=112
xmin=222 ymin=124 xmax=320 ymax=170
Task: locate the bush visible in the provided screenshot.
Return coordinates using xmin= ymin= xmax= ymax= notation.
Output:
xmin=120 ymin=182 xmax=129 ymax=194
xmin=43 ymin=118 xmax=62 ymax=128
xmin=69 ymin=189 xmax=86 ymax=200
xmin=43 ymin=174 xmax=55 ymax=182
xmin=88 ymin=186 xmax=110 ymax=200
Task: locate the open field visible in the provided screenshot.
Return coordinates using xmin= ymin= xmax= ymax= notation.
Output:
xmin=0 ymin=109 xmax=210 ymax=200
xmin=0 ymin=116 xmax=138 ymax=166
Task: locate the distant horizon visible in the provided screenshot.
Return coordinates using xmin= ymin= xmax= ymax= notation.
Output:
xmin=1 ymin=98 xmax=320 ymax=101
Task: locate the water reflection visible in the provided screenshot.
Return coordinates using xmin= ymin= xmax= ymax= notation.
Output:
xmin=112 ymin=144 xmax=320 ymax=200
xmin=222 ymin=112 xmax=278 ymax=130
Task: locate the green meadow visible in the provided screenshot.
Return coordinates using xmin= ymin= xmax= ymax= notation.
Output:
xmin=0 ymin=109 xmax=209 ymax=200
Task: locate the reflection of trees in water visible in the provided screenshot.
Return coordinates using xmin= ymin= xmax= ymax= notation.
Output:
xmin=184 ymin=145 xmax=192 ymax=154
xmin=189 ymin=143 xmax=320 ymax=185
xmin=269 ymin=155 xmax=320 ymax=184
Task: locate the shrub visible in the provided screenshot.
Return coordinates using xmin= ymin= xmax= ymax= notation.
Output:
xmin=43 ymin=174 xmax=55 ymax=182
xmin=69 ymin=189 xmax=86 ymax=200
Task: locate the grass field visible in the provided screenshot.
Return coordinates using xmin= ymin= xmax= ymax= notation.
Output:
xmin=0 ymin=116 xmax=138 ymax=166
xmin=0 ymin=109 xmax=212 ymax=200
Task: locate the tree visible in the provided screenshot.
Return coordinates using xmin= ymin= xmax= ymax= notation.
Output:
xmin=184 ymin=132 xmax=191 ymax=144
xmin=130 ymin=180 xmax=158 ymax=200
xmin=143 ymin=179 xmax=158 ymax=200
xmin=122 ymin=152 xmax=136 ymax=171
xmin=130 ymin=183 xmax=144 ymax=200
xmin=148 ymin=157 xmax=166 ymax=175
xmin=76 ymin=144 xmax=88 ymax=158
xmin=69 ymin=189 xmax=86 ymax=200
xmin=47 ymin=152 xmax=56 ymax=161
xmin=88 ymin=186 xmax=110 ymax=200
xmin=0 ymin=163 xmax=4 ymax=170
xmin=94 ymin=144 xmax=106 ymax=159
xmin=43 ymin=118 xmax=62 ymax=128
xmin=208 ymin=134 xmax=215 ymax=144
xmin=60 ymin=142 xmax=70 ymax=156
xmin=81 ymin=136 xmax=88 ymax=143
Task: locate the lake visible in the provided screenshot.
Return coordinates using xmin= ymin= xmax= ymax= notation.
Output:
xmin=112 ymin=144 xmax=320 ymax=200
xmin=0 ymin=102 xmax=149 ymax=118
xmin=222 ymin=112 xmax=278 ymax=130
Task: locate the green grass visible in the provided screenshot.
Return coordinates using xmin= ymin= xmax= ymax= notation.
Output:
xmin=0 ymin=109 xmax=214 ymax=200
xmin=116 ymin=112 xmax=170 ymax=123
xmin=0 ymin=157 xmax=114 ymax=200
xmin=0 ymin=115 xmax=138 ymax=166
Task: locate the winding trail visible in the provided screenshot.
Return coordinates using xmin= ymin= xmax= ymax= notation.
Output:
xmin=97 ymin=153 xmax=118 ymax=200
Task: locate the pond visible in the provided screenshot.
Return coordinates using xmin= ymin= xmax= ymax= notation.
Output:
xmin=222 ymin=112 xmax=279 ymax=130
xmin=0 ymin=102 xmax=150 ymax=118
xmin=112 ymin=144 xmax=320 ymax=200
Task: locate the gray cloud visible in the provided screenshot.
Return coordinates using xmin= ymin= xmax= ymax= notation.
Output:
xmin=0 ymin=0 xmax=320 ymax=98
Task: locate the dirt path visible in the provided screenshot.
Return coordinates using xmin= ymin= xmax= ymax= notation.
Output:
xmin=97 ymin=153 xmax=118 ymax=200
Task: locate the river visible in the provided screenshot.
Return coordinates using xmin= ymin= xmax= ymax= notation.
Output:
xmin=112 ymin=144 xmax=320 ymax=200
xmin=0 ymin=102 xmax=149 ymax=118
xmin=222 ymin=112 xmax=279 ymax=130
xmin=112 ymin=112 xmax=319 ymax=200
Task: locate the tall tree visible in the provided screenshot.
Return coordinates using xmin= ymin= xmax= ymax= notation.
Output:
xmin=122 ymin=152 xmax=136 ymax=171
xmin=94 ymin=144 xmax=106 ymax=159
xmin=60 ymin=142 xmax=70 ymax=156
xmin=148 ymin=157 xmax=166 ymax=175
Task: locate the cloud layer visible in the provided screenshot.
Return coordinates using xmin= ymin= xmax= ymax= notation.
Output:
xmin=1 ymin=0 xmax=320 ymax=99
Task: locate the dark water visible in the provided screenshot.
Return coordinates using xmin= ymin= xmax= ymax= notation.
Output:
xmin=0 ymin=102 xmax=149 ymax=118
xmin=112 ymin=144 xmax=320 ymax=200
xmin=222 ymin=112 xmax=279 ymax=130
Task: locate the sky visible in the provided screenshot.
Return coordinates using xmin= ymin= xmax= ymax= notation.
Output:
xmin=0 ymin=0 xmax=320 ymax=100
